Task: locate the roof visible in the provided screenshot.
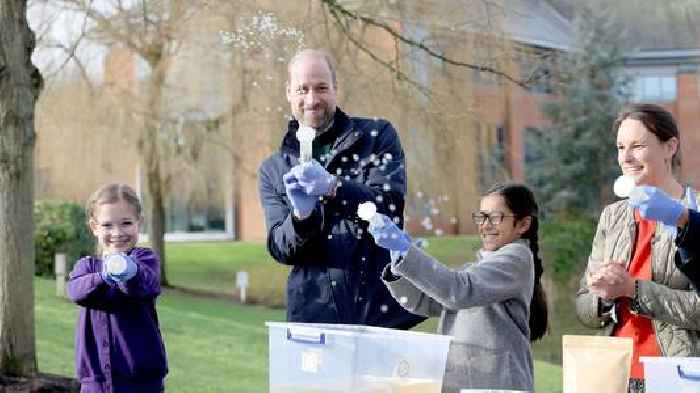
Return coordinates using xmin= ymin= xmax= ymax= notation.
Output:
xmin=502 ymin=0 xmax=573 ymax=50
xmin=624 ymin=49 xmax=700 ymax=67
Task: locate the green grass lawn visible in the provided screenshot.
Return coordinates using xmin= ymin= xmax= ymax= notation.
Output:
xmin=165 ymin=241 xmax=273 ymax=294
xmin=36 ymin=277 xmax=562 ymax=392
xmin=162 ymin=235 xmax=483 ymax=306
xmin=36 ymin=277 xmax=285 ymax=392
xmin=36 ymin=236 xmax=564 ymax=392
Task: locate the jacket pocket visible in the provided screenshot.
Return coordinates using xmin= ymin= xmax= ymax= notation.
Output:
xmin=443 ymin=343 xmax=515 ymax=390
xmin=287 ymin=267 xmax=333 ymax=320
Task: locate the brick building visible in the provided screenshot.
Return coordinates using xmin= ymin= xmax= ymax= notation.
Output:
xmin=34 ymin=0 xmax=700 ymax=241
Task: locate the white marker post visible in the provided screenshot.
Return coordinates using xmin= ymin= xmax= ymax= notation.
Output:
xmin=236 ymin=271 xmax=249 ymax=304
xmin=55 ymin=253 xmax=66 ymax=297
xmin=296 ymin=126 xmax=315 ymax=163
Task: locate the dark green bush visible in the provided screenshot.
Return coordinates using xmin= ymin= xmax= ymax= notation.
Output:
xmin=539 ymin=213 xmax=597 ymax=283
xmin=35 ymin=200 xmax=95 ymax=277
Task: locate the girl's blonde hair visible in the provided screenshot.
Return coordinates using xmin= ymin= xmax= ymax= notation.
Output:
xmin=85 ymin=183 xmax=142 ymax=223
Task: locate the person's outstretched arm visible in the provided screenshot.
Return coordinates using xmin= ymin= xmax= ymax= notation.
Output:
xmin=259 ymin=159 xmax=325 ymax=265
xmin=67 ymin=257 xmax=131 ymax=311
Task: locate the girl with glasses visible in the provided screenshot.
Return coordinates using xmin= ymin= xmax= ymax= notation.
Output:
xmin=367 ymin=182 xmax=547 ymax=392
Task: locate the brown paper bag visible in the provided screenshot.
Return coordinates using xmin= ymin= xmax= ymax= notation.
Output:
xmin=562 ymin=335 xmax=633 ymax=393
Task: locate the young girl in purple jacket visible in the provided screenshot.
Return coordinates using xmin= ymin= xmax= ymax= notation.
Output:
xmin=67 ymin=183 xmax=167 ymax=393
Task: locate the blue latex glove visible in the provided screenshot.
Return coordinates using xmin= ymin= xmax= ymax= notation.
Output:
xmin=118 ymin=255 xmax=138 ymax=282
xmin=106 ymin=253 xmax=138 ymax=283
xmin=283 ymin=172 xmax=317 ymax=218
xmin=100 ymin=270 xmax=118 ymax=285
xmin=367 ymin=213 xmax=412 ymax=253
xmin=629 ymin=185 xmax=684 ymax=235
xmin=101 ymin=253 xmax=138 ymax=284
xmin=290 ymin=160 xmax=337 ymax=197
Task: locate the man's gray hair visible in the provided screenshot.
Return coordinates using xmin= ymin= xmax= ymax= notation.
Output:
xmin=287 ymin=49 xmax=337 ymax=87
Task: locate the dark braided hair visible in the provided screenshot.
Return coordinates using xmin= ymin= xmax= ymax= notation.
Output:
xmin=486 ymin=183 xmax=549 ymax=341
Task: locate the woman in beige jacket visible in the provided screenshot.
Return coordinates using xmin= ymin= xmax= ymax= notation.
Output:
xmin=576 ymin=103 xmax=700 ymax=393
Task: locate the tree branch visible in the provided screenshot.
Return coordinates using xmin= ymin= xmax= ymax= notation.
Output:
xmin=324 ymin=4 xmax=433 ymax=97
xmin=319 ymin=0 xmax=529 ymax=88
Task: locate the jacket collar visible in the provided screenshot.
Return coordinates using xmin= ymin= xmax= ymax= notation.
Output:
xmin=477 ymin=238 xmax=530 ymax=260
xmin=280 ymin=108 xmax=361 ymax=166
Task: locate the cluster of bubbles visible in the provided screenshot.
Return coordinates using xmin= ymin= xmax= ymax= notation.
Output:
xmin=219 ymin=11 xmax=305 ymax=53
xmin=317 ymin=129 xmax=457 ymax=242
xmin=406 ymin=192 xmax=456 ymax=237
xmin=219 ymin=11 xmax=304 ymax=122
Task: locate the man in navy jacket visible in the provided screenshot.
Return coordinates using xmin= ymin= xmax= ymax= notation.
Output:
xmin=258 ymin=49 xmax=425 ymax=329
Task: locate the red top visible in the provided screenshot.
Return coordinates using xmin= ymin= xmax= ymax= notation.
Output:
xmin=613 ymin=212 xmax=662 ymax=379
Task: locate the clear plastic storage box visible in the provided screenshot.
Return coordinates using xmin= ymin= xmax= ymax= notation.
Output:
xmin=641 ymin=357 xmax=700 ymax=393
xmin=266 ymin=322 xmax=452 ymax=393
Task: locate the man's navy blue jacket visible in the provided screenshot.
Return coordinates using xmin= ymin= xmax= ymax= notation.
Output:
xmin=258 ymin=108 xmax=425 ymax=329
xmin=676 ymin=209 xmax=700 ymax=291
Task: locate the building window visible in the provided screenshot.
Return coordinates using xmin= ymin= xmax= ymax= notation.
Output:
xmin=630 ymin=74 xmax=677 ymax=102
xmin=477 ymin=122 xmax=508 ymax=192
xmin=137 ymin=128 xmax=235 ymax=241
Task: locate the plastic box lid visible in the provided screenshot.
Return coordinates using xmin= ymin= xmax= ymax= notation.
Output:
xmin=266 ymin=322 xmax=452 ymax=393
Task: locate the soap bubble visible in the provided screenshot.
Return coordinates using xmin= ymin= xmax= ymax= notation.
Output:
xmin=614 ymin=174 xmax=635 ymax=198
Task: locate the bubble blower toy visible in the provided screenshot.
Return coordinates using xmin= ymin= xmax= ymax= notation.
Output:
xmin=296 ymin=126 xmax=315 ymax=164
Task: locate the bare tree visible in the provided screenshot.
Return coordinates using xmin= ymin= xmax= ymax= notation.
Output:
xmin=319 ymin=0 xmax=533 ymax=88
xmin=0 ymin=0 xmax=42 ymax=377
xmin=43 ymin=0 xmax=219 ymax=285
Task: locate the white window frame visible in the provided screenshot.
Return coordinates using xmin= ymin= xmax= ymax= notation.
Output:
xmin=135 ymin=166 xmax=236 ymax=242
xmin=626 ymin=66 xmax=678 ymax=103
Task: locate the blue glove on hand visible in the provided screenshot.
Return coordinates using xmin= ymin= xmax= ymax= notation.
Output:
xmin=118 ymin=255 xmax=138 ymax=282
xmin=103 ymin=253 xmax=138 ymax=283
xmin=290 ymin=160 xmax=337 ymax=197
xmin=100 ymin=270 xmax=118 ymax=285
xmin=629 ymin=185 xmax=684 ymax=234
xmin=283 ymin=172 xmax=318 ymax=219
xmin=367 ymin=213 xmax=412 ymax=253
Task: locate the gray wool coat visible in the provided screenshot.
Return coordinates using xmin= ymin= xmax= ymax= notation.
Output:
xmin=382 ymin=240 xmax=535 ymax=392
